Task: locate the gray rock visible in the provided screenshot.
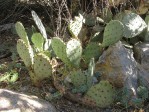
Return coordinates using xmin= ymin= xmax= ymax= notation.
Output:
xmin=134 ymin=42 xmax=149 ymax=73
xmin=95 ymin=41 xmax=139 ymax=105
xmin=0 ymin=89 xmax=56 ymax=112
xmin=95 ymin=41 xmax=138 ymax=89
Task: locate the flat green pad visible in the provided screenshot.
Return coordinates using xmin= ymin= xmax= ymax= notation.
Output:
xmin=70 ymin=70 xmax=86 ymax=87
xmin=102 ymin=8 xmax=113 ymax=23
xmin=51 ymin=37 xmax=70 ymax=65
xmin=85 ymin=80 xmax=115 ymax=108
xmin=15 ymin=22 xmax=30 ymax=46
xmin=83 ymin=42 xmax=102 ymax=64
xmin=84 ymin=14 xmax=96 ymax=26
xmin=145 ymin=15 xmax=149 ymax=24
xmin=31 ymin=10 xmax=49 ymax=50
xmin=66 ymin=39 xmax=82 ymax=67
xmin=31 ymin=33 xmax=45 ymax=51
xmin=33 ymin=53 xmax=52 ymax=80
xmin=29 ymin=70 xmax=39 ymax=86
xmin=31 ymin=10 xmax=47 ymax=39
xmin=122 ymin=13 xmax=147 ymax=38
xmin=17 ymin=39 xmax=33 ymax=68
xmin=102 ymin=20 xmax=124 ymax=47
xmin=68 ymin=14 xmax=83 ymax=38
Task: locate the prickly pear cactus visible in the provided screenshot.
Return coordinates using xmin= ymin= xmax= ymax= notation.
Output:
xmin=69 ymin=69 xmax=87 ymax=88
xmin=66 ymin=39 xmax=82 ymax=67
xmin=31 ymin=10 xmax=49 ymax=50
xmin=17 ymin=39 xmax=34 ymax=68
xmin=145 ymin=15 xmax=149 ymax=24
xmin=70 ymin=58 xmax=95 ymax=91
xmin=68 ymin=14 xmax=84 ymax=38
xmin=33 ymin=53 xmax=52 ymax=82
xmin=31 ymin=33 xmax=45 ymax=52
xmin=84 ymin=14 xmax=96 ymax=26
xmin=31 ymin=10 xmax=47 ymax=39
xmin=101 ymin=8 xmax=113 ymax=23
xmin=51 ymin=37 xmax=70 ymax=66
xmin=29 ymin=70 xmax=39 ymax=86
xmin=122 ymin=13 xmax=147 ymax=38
xmin=83 ymin=42 xmax=102 ymax=64
xmin=15 ymin=22 xmax=30 ymax=46
xmin=102 ymin=20 xmax=124 ymax=47
xmin=84 ymin=80 xmax=115 ymax=108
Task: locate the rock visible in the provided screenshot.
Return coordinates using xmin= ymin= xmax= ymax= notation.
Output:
xmin=95 ymin=41 xmax=138 ymax=89
xmin=0 ymin=89 xmax=57 ymax=112
xmin=95 ymin=41 xmax=139 ymax=105
xmin=134 ymin=42 xmax=149 ymax=73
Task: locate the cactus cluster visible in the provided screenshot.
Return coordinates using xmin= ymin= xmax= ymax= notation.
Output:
xmin=15 ymin=10 xmax=149 ymax=108
xmin=63 ymin=12 xmax=149 ymax=107
xmin=15 ymin=15 xmax=52 ymax=86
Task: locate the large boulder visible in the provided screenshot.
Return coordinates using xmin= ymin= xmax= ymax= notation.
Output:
xmin=95 ymin=41 xmax=138 ymax=90
xmin=0 ymin=89 xmax=56 ymax=112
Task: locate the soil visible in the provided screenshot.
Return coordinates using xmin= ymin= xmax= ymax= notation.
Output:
xmin=0 ymin=31 xmax=148 ymax=112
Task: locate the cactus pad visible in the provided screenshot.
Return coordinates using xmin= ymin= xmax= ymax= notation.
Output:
xmin=31 ymin=10 xmax=47 ymax=39
xmin=102 ymin=8 xmax=113 ymax=23
xmin=145 ymin=15 xmax=149 ymax=24
xmin=29 ymin=70 xmax=39 ymax=86
xmin=122 ymin=13 xmax=147 ymax=38
xmin=31 ymin=33 xmax=45 ymax=51
xmin=17 ymin=39 xmax=34 ymax=68
xmin=33 ymin=53 xmax=52 ymax=81
xmin=31 ymin=10 xmax=49 ymax=50
xmin=83 ymin=42 xmax=102 ymax=64
xmin=51 ymin=37 xmax=70 ymax=66
xmin=71 ymin=58 xmax=95 ymax=89
xmin=85 ymin=80 xmax=115 ymax=108
xmin=69 ymin=69 xmax=87 ymax=87
xmin=68 ymin=14 xmax=83 ymax=38
xmin=102 ymin=20 xmax=124 ymax=47
xmin=66 ymin=39 xmax=82 ymax=67
xmin=15 ymin=22 xmax=30 ymax=46
xmin=84 ymin=14 xmax=96 ymax=26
